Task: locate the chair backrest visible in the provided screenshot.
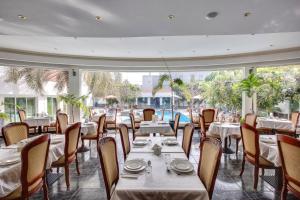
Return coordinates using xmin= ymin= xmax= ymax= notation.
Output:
xmin=57 ymin=113 xmax=68 ymax=134
xmin=21 ymin=134 xmax=50 ymax=197
xmin=119 ymin=124 xmax=131 ymax=160
xmin=161 ymin=109 xmax=165 ymax=121
xmin=182 ymin=123 xmax=194 ymax=158
xmin=64 ymin=122 xmax=81 ymax=160
xmin=202 ymin=109 xmax=215 ymax=124
xmin=18 ymin=109 xmax=26 ymax=122
xmin=97 ymin=114 xmax=106 ymax=136
xmin=174 ymin=113 xmax=181 ymax=137
xmin=199 ymin=115 xmax=206 ymax=138
xmin=245 ymin=113 xmax=257 ymax=127
xmin=240 ymin=123 xmax=259 ymax=163
xmin=198 ymin=137 xmax=222 ymax=199
xmin=2 ymin=122 xmax=29 ymax=146
xmin=291 ymin=112 xmax=300 ymax=129
xmin=129 ymin=113 xmax=136 ymax=131
xmin=143 ymin=108 xmax=155 ymax=121
xmin=277 ymin=134 xmax=300 ymax=196
xmin=98 ymin=137 xmax=119 ymax=200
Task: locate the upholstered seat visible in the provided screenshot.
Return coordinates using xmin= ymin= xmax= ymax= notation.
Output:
xmin=2 ymin=122 xmax=29 ymax=146
xmin=246 ymin=155 xmax=274 ymax=167
xmin=182 ymin=123 xmax=195 ymax=158
xmin=143 ymin=108 xmax=155 ymax=121
xmin=119 ymin=124 xmax=131 ymax=160
xmin=201 ymin=109 xmax=215 ymax=131
xmin=57 ymin=113 xmax=68 ymax=134
xmin=198 ymin=137 xmax=222 ymax=199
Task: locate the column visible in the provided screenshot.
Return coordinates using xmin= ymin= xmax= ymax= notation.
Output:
xmin=67 ymin=68 xmax=81 ymax=122
xmin=242 ymin=66 xmax=257 ymax=117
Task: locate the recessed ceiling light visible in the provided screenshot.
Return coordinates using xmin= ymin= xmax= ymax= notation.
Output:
xmin=168 ymin=15 xmax=175 ymax=20
xmin=244 ymin=12 xmax=251 ymax=17
xmin=95 ymin=16 xmax=102 ymax=21
xmin=206 ymin=12 xmax=218 ymax=20
xmin=18 ymin=15 xmax=27 ymax=20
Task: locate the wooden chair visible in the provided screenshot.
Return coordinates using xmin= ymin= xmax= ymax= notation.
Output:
xmin=81 ymin=114 xmax=106 ymax=151
xmin=2 ymin=134 xmax=50 ymax=200
xmin=198 ymin=137 xmax=222 ymax=199
xmin=51 ymin=122 xmax=81 ymax=188
xmin=18 ymin=109 xmax=37 ymax=134
xmin=277 ymin=134 xmax=300 ymax=200
xmin=199 ymin=115 xmax=220 ymax=140
xmin=202 ymin=109 xmax=215 ymax=131
xmin=240 ymin=123 xmax=278 ymax=190
xmin=275 ymin=112 xmax=300 ymax=138
xmin=57 ymin=112 xmax=68 ymax=134
xmin=43 ymin=109 xmax=61 ymax=133
xmin=119 ymin=124 xmax=131 ymax=161
xmin=189 ymin=108 xmax=199 ymax=129
xmin=2 ymin=122 xmax=29 ymax=146
xmin=129 ymin=113 xmax=143 ymax=139
xmin=245 ymin=113 xmax=257 ymax=127
xmin=143 ymin=108 xmax=155 ymax=121
xmin=105 ymin=108 xmax=118 ymax=133
xmin=98 ymin=137 xmax=119 ymax=200
xmin=182 ymin=123 xmax=195 ymax=158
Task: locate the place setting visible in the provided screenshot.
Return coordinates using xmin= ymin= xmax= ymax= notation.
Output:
xmin=162 ymin=137 xmax=179 ymax=146
xmin=121 ymin=159 xmax=149 ymax=179
xmin=0 ymin=153 xmax=21 ymax=167
xmin=164 ymin=154 xmax=194 ymax=175
xmin=132 ymin=138 xmax=149 ymax=148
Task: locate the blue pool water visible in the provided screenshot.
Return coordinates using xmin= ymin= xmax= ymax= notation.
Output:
xmin=121 ymin=110 xmax=190 ymax=123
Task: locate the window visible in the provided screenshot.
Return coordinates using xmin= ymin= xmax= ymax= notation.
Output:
xmin=4 ymin=97 xmax=36 ymax=122
xmin=47 ymin=97 xmax=58 ymax=118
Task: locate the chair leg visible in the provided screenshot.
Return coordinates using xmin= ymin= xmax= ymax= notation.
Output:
xmin=281 ymin=183 xmax=287 ymax=200
xmin=228 ymin=136 xmax=231 ymax=147
xmin=236 ymin=138 xmax=240 ymax=155
xmin=56 ymin=167 xmax=59 ymax=173
xmin=75 ymin=154 xmax=80 ymax=175
xmin=65 ymin=164 xmax=70 ymax=188
xmin=43 ymin=177 xmax=49 ymax=200
xmin=261 ymin=168 xmax=265 ymax=176
xmin=89 ymin=140 xmax=91 ymax=147
xmin=240 ymin=155 xmax=245 ymax=176
xmin=254 ymin=166 xmax=259 ymax=190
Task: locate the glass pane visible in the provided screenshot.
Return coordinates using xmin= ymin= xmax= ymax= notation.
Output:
xmin=26 ymin=98 xmax=35 ymax=118
xmin=47 ymin=97 xmax=53 ymax=116
xmin=4 ymin=97 xmax=15 ymax=122
xmin=53 ymin=98 xmax=58 ymax=119
xmin=16 ymin=98 xmax=26 ymax=121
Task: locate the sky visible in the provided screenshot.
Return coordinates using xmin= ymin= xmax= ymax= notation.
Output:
xmin=121 ymin=72 xmax=159 ymax=85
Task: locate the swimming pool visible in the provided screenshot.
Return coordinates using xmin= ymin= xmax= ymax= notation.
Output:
xmin=121 ymin=110 xmax=190 ymax=123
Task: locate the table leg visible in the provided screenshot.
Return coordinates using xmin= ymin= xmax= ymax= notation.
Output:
xmin=77 ymin=139 xmax=90 ymax=153
xmin=223 ymin=137 xmax=235 ymax=154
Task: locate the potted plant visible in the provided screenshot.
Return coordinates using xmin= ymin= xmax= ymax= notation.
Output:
xmin=152 ymin=74 xmax=185 ymax=129
xmin=58 ymin=94 xmax=89 ymax=122
xmin=240 ymin=73 xmax=263 ymax=114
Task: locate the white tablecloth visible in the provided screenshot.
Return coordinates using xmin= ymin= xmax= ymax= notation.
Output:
xmin=111 ymin=152 xmax=209 ymax=200
xmin=131 ymin=136 xmax=183 ymax=153
xmin=257 ymin=118 xmax=294 ymax=130
xmin=139 ymin=121 xmax=173 ymax=135
xmin=259 ymin=135 xmax=281 ymax=167
xmin=0 ymin=134 xmax=65 ymax=198
xmin=24 ymin=117 xmax=51 ymax=127
xmin=208 ymin=122 xmax=241 ymax=142
xmin=81 ymin=122 xmax=97 ymax=135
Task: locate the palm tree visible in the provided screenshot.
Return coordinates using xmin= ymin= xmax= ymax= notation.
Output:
xmin=240 ymin=73 xmax=263 ymax=113
xmin=152 ymin=74 xmax=184 ymax=120
xmin=4 ymin=67 xmax=68 ymax=95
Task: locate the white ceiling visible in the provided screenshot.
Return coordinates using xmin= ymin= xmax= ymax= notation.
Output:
xmin=0 ymin=0 xmax=299 ymax=60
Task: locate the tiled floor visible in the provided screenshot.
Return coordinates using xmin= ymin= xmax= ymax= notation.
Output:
xmin=23 ymin=129 xmax=299 ymax=199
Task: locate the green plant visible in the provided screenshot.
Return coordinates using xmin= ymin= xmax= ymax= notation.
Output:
xmin=0 ymin=112 xmax=9 ymax=120
xmin=58 ymin=94 xmax=89 ymax=122
xmin=152 ymin=74 xmax=185 ymax=120
xmin=239 ymin=73 xmax=263 ymax=113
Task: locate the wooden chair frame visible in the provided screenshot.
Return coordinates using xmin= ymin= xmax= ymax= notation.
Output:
xmin=198 ymin=137 xmax=222 ymax=199
xmin=277 ymin=134 xmax=300 ymax=199
xmin=98 ymin=137 xmax=119 ymax=200
xmin=182 ymin=123 xmax=195 ymax=158
xmin=201 ymin=109 xmax=215 ymax=131
xmin=143 ymin=108 xmax=155 ymax=121
xmin=2 ymin=122 xmax=29 ymax=146
xmin=56 ymin=112 xmax=68 ymax=134
xmin=105 ymin=108 xmax=118 ymax=133
xmin=18 ymin=109 xmax=37 ymax=134
xmin=118 ymin=124 xmax=131 ymax=161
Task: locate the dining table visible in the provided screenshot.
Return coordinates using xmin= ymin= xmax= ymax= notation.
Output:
xmin=0 ymin=134 xmax=65 ymax=198
xmin=24 ymin=117 xmax=51 ymax=134
xmin=77 ymin=122 xmax=98 ymax=153
xmin=256 ymin=117 xmax=294 ymax=131
xmin=139 ymin=121 xmax=173 ymax=136
xmin=259 ymin=135 xmax=282 ymax=189
xmin=111 ymin=135 xmax=209 ymax=200
xmin=207 ymin=122 xmax=241 ymax=154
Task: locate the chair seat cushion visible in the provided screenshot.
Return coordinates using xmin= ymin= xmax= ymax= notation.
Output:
xmin=51 ymin=154 xmax=76 ymax=166
xmin=82 ymin=132 xmax=98 ymax=139
xmin=247 ymin=155 xmax=274 ymax=167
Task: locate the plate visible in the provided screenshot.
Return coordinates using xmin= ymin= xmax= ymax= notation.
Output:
xmin=0 ymin=155 xmax=20 ymax=166
xmin=133 ymin=139 xmax=148 ymax=146
xmin=170 ymin=159 xmax=194 ymax=173
xmin=124 ymin=159 xmax=146 ymax=173
xmin=164 ymin=139 xmax=178 ymax=146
